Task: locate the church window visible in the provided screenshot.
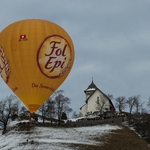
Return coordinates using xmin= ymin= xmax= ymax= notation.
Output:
xmin=97 ymin=97 xmax=99 ymax=104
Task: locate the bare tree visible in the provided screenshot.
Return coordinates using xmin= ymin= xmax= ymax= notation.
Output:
xmin=38 ymin=102 xmax=47 ymax=124
xmin=53 ymin=90 xmax=72 ymax=125
xmin=141 ymin=106 xmax=149 ymax=115
xmin=45 ymin=97 xmax=56 ymax=119
xmin=126 ymin=96 xmax=136 ymax=115
xmin=95 ymin=97 xmax=106 ymax=115
xmin=19 ymin=106 xmax=30 ymax=120
xmin=72 ymin=111 xmax=82 ymax=118
xmin=0 ymin=94 xmax=19 ymax=134
xmin=107 ymin=94 xmax=114 ymax=100
xmin=115 ymin=96 xmax=126 ymax=112
xmin=38 ymin=97 xmax=55 ymax=124
xmin=134 ymin=95 xmax=144 ymax=114
xmin=147 ymin=97 xmax=150 ymax=109
xmin=126 ymin=96 xmax=137 ymax=124
xmin=11 ymin=100 xmax=21 ymax=121
xmin=20 ymin=106 xmax=28 ymax=114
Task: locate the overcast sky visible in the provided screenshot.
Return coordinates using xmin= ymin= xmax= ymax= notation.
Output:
xmin=0 ymin=0 xmax=150 ymax=114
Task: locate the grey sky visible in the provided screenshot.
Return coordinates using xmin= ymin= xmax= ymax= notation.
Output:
xmin=0 ymin=0 xmax=150 ymax=114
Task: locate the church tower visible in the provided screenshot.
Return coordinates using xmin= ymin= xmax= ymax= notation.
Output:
xmin=84 ymin=80 xmax=97 ymax=100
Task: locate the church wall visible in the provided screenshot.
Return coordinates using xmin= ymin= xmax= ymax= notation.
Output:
xmin=99 ymin=92 xmax=110 ymax=111
xmin=87 ymin=90 xmax=100 ymax=113
xmin=87 ymin=90 xmax=111 ymax=115
xmin=81 ymin=104 xmax=87 ymax=116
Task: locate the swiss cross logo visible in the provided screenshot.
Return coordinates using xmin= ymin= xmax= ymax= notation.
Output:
xmin=20 ymin=35 xmax=26 ymax=39
xmin=19 ymin=34 xmax=28 ymax=41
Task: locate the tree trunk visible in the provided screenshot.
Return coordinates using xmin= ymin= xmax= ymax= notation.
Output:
xmin=58 ymin=117 xmax=61 ymax=126
xmin=2 ymin=123 xmax=7 ymax=134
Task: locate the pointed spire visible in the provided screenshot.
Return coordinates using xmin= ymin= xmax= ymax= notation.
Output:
xmin=86 ymin=78 xmax=97 ymax=90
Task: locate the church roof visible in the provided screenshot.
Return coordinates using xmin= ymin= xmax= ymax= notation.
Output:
xmin=85 ymin=80 xmax=98 ymax=92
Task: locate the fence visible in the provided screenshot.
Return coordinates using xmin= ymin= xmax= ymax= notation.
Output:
xmin=62 ymin=116 xmax=126 ymax=128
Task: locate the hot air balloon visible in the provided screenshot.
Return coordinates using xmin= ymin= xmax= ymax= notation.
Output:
xmin=0 ymin=19 xmax=75 ymax=113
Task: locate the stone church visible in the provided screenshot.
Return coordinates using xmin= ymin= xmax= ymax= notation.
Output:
xmin=80 ymin=80 xmax=115 ymax=116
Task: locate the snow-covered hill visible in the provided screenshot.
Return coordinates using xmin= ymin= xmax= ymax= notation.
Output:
xmin=0 ymin=124 xmax=121 ymax=150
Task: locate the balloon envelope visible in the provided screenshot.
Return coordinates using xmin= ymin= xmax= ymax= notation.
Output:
xmin=0 ymin=19 xmax=75 ymax=113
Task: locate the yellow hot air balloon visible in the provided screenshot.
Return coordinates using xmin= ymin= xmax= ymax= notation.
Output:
xmin=0 ymin=19 xmax=75 ymax=113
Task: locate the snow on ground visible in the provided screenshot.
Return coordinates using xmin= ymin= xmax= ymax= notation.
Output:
xmin=0 ymin=124 xmax=121 ymax=150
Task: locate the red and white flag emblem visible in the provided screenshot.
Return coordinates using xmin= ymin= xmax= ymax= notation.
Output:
xmin=20 ymin=35 xmax=26 ymax=39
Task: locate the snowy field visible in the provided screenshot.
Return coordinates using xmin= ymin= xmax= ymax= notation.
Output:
xmin=0 ymin=124 xmax=121 ymax=150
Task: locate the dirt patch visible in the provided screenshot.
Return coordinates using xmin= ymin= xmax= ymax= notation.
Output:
xmin=69 ymin=124 xmax=150 ymax=150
